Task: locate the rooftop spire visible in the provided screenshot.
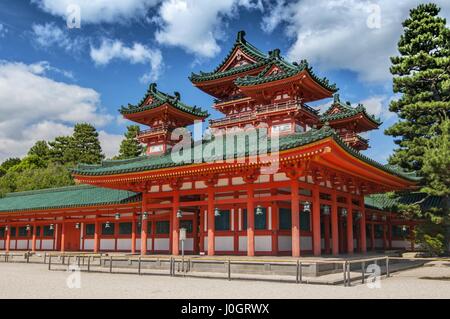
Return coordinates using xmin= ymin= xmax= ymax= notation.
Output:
xmin=236 ymin=30 xmax=246 ymax=43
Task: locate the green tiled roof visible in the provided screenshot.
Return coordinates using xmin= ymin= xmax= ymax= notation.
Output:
xmin=72 ymin=126 xmax=420 ymax=182
xmin=320 ymin=94 xmax=382 ymax=125
xmin=0 ymin=185 xmax=140 ymax=213
xmin=365 ymin=192 xmax=447 ymax=212
xmin=235 ymin=58 xmax=337 ymax=92
xmin=119 ymin=83 xmax=209 ymax=118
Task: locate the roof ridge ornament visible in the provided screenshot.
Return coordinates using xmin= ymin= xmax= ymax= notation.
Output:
xmin=237 ymin=30 xmax=246 ymax=43
xmin=148 ymin=82 xmax=157 ymax=93
xmin=333 ymin=93 xmax=340 ymax=103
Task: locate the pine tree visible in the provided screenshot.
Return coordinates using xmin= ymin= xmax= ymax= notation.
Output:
xmin=71 ymin=123 xmax=105 ymax=164
xmin=116 ymin=125 xmax=143 ymax=159
xmin=28 ymin=140 xmax=50 ymax=162
xmin=386 ymin=3 xmax=450 ymax=172
xmin=48 ymin=136 xmax=75 ymax=165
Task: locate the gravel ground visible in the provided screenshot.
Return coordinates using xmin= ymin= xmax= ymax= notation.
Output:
xmin=0 ymin=261 xmax=449 ymax=299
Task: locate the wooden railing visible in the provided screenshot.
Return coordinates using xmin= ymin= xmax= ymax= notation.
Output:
xmin=137 ymin=126 xmax=168 ymax=138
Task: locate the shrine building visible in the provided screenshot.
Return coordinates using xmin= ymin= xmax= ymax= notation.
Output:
xmin=0 ymin=31 xmax=424 ymax=257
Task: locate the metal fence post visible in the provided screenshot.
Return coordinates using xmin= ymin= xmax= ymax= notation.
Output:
xmin=109 ymin=256 xmax=113 ymax=273
xmin=227 ymin=259 xmax=231 ymax=281
xmin=138 ymin=256 xmax=142 ymax=275
xmin=343 ymin=261 xmax=347 ymax=286
xmin=48 ymin=255 xmax=52 ymax=271
xmin=296 ymin=260 xmax=300 ymax=283
xmin=26 ymin=252 xmax=30 ymax=263
xmin=362 ymin=261 xmax=366 ymax=284
xmin=347 ymin=261 xmax=351 ymax=287
xmin=44 ymin=252 xmax=47 ymax=264
xmin=386 ymin=256 xmax=390 ymax=277
xmin=87 ymin=256 xmax=91 ymax=272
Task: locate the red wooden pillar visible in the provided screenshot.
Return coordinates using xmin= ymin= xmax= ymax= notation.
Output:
xmin=60 ymin=222 xmax=65 ymax=253
xmin=207 ymin=183 xmax=215 ymax=256
xmin=193 ymin=209 xmax=199 ymax=254
xmin=346 ymin=195 xmax=354 ymax=254
xmin=54 ymin=223 xmax=59 ymax=251
xmin=5 ymin=225 xmax=10 ymax=253
xmin=291 ymin=177 xmax=300 ymax=257
xmin=312 ymin=185 xmax=321 ymax=256
xmin=271 ymin=194 xmax=279 ymax=256
xmin=359 ymin=194 xmax=367 ymax=253
xmin=246 ymin=182 xmax=255 ymax=257
xmin=331 ymin=190 xmax=339 ymax=256
xmin=172 ymin=190 xmax=180 ymax=256
xmin=31 ymin=223 xmax=37 ymax=252
xmin=131 ymin=216 xmax=136 ymax=254
xmin=94 ymin=221 xmax=100 ymax=253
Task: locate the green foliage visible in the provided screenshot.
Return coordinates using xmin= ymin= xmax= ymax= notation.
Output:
xmin=415 ymin=223 xmax=446 ymax=256
xmin=386 ymin=3 xmax=450 ymax=172
xmin=0 ymin=158 xmax=21 ymax=171
xmin=71 ymin=123 xmax=104 ymax=164
xmin=8 ymin=155 xmax=47 ymax=173
xmin=115 ymin=125 xmax=143 ymax=159
xmin=0 ymin=163 xmax=74 ymax=194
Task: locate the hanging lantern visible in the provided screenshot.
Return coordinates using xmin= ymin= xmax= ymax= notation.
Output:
xmin=381 ymin=216 xmax=387 ymax=221
xmin=303 ymin=201 xmax=311 ymax=213
xmin=49 ymin=224 xmax=54 ymax=231
xmin=142 ymin=212 xmax=148 ymax=220
xmin=26 ymin=224 xmax=31 ymax=231
xmin=402 ymin=225 xmax=407 ymax=232
xmin=214 ymin=208 xmax=221 ymax=217
xmin=255 ymin=205 xmax=263 ymax=216
xmin=355 ymin=212 xmax=362 ymax=220
xmin=75 ymin=223 xmax=80 ymax=229
xmin=176 ymin=209 xmax=183 ymax=219
xmin=115 ymin=212 xmax=121 ymax=220
xmin=322 ymin=205 xmax=331 ymax=216
xmin=340 ymin=208 xmax=348 ymax=217
xmin=5 ymin=225 xmax=8 ymax=232
xmin=372 ymin=215 xmax=377 ymax=221
xmin=105 ymin=221 xmax=111 ymax=229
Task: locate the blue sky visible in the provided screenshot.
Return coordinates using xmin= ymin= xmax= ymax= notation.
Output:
xmin=0 ymin=0 xmax=449 ymax=163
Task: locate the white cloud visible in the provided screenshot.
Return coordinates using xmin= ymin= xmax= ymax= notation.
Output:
xmin=98 ymin=131 xmax=123 ymax=159
xmin=261 ymin=0 xmax=450 ymax=83
xmin=359 ymin=95 xmax=395 ymax=120
xmin=0 ymin=60 xmax=116 ymax=161
xmin=154 ymin=0 xmax=263 ymax=58
xmin=32 ymin=22 xmax=86 ymax=53
xmin=31 ymin=0 xmax=160 ymax=24
xmin=90 ymin=39 xmax=163 ymax=82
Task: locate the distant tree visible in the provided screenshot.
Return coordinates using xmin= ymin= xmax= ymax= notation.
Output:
xmin=116 ymin=125 xmax=143 ymax=159
xmin=8 ymin=155 xmax=47 ymax=173
xmin=385 ymin=3 xmax=450 ymax=172
xmin=48 ymin=136 xmax=74 ymax=165
xmin=28 ymin=140 xmax=50 ymax=161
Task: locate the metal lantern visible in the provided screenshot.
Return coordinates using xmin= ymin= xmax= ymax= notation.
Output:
xmin=26 ymin=224 xmax=31 ymax=231
xmin=115 ymin=212 xmax=121 ymax=220
xmin=75 ymin=223 xmax=80 ymax=229
xmin=340 ymin=208 xmax=348 ymax=217
xmin=105 ymin=221 xmax=111 ymax=229
xmin=255 ymin=205 xmax=263 ymax=216
xmin=214 ymin=207 xmax=221 ymax=217
xmin=402 ymin=225 xmax=407 ymax=232
xmin=5 ymin=225 xmax=8 ymax=232
xmin=381 ymin=216 xmax=387 ymax=221
xmin=372 ymin=215 xmax=377 ymax=221
xmin=322 ymin=205 xmax=331 ymax=216
xmin=142 ymin=212 xmax=148 ymax=220
xmin=303 ymin=201 xmax=311 ymax=213
xmin=49 ymin=224 xmax=54 ymax=231
xmin=355 ymin=212 xmax=362 ymax=220
xmin=176 ymin=209 xmax=183 ymax=219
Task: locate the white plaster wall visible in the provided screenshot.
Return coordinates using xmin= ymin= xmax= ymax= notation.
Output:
xmin=36 ymin=240 xmax=41 ymax=249
xmin=255 ymin=235 xmax=271 ymax=252
xmin=239 ymin=236 xmax=247 ymax=252
xmin=180 ymin=238 xmax=193 ymax=251
xmin=41 ymin=240 xmax=53 ymax=250
xmin=154 ymin=238 xmax=168 ymax=251
xmin=301 ymin=236 xmax=312 ymax=250
xmin=0 ymin=240 xmax=4 ymax=249
xmin=100 ymin=239 xmax=115 ymax=250
xmin=147 ymin=238 xmax=152 ymax=250
xmin=136 ymin=238 xmax=141 ymax=250
xmin=84 ymin=239 xmax=94 ymax=250
xmin=203 ymin=236 xmax=208 ymax=251
xmin=278 ymin=236 xmax=291 ymax=251
xmin=117 ymin=239 xmax=132 ymax=251
xmin=215 ymin=236 xmax=233 ymax=251
xmin=16 ymin=240 xmax=28 ymax=249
